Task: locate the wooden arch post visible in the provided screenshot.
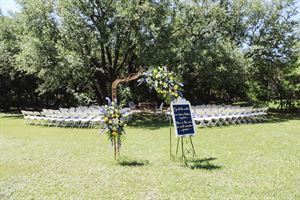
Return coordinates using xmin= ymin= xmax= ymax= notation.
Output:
xmin=111 ymin=68 xmax=143 ymax=159
xmin=111 ymin=68 xmax=144 ymax=103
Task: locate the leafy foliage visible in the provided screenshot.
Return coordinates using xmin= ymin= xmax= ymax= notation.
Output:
xmin=0 ymin=0 xmax=299 ymax=110
xmin=0 ymin=15 xmax=39 ymax=109
xmin=138 ymin=66 xmax=183 ymax=102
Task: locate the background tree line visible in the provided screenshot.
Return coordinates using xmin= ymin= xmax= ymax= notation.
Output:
xmin=0 ymin=0 xmax=299 ymax=111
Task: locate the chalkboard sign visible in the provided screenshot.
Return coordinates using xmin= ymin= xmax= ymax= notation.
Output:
xmin=171 ymin=98 xmax=196 ymax=137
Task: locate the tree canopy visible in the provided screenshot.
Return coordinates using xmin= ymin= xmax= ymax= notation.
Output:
xmin=0 ymin=0 xmax=299 ymax=110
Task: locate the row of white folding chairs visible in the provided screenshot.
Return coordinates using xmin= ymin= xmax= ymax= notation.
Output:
xmin=42 ymin=108 xmax=101 ymax=117
xmin=58 ymin=105 xmax=102 ymax=114
xmin=21 ymin=110 xmax=104 ymax=128
xmin=21 ymin=108 xmax=133 ymax=128
xmin=44 ymin=109 xmax=104 ymax=128
xmin=193 ymin=106 xmax=268 ymax=127
xmin=194 ymin=105 xmax=235 ymax=109
xmin=193 ymin=105 xmax=239 ymax=111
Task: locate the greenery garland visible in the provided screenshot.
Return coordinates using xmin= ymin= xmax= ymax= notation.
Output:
xmin=138 ymin=66 xmax=184 ymax=102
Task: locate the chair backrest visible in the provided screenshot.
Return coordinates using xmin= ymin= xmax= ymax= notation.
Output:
xmin=158 ymin=102 xmax=164 ymax=110
xmin=33 ymin=111 xmax=40 ymax=116
xmin=27 ymin=111 xmax=34 ymax=116
xmin=128 ymin=101 xmax=135 ymax=110
xmin=59 ymin=108 xmax=68 ymax=113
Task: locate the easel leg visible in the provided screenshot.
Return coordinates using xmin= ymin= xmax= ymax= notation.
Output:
xmin=176 ymin=137 xmax=180 ymax=155
xmin=181 ymin=137 xmax=186 ymax=161
xmin=189 ymin=136 xmax=196 ymax=158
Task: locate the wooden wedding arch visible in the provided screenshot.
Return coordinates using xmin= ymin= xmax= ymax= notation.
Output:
xmin=109 ymin=67 xmax=194 ymax=161
xmin=111 ymin=68 xmax=144 ymax=102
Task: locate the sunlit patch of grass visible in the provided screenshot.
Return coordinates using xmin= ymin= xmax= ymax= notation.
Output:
xmin=0 ymin=113 xmax=299 ymax=199
xmin=0 ymin=163 xmax=38 ymax=178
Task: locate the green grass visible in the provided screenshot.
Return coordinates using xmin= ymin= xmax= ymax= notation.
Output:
xmin=0 ymin=113 xmax=299 ymax=199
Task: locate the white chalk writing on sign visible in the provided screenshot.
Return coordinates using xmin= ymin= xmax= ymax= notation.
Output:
xmin=172 ymin=103 xmax=196 ymax=136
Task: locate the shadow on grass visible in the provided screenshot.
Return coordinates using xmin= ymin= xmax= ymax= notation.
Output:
xmin=117 ymin=157 xmax=149 ymax=167
xmin=265 ymin=113 xmax=300 ymax=123
xmin=128 ymin=114 xmax=169 ymax=130
xmin=196 ymin=113 xmax=300 ymax=129
xmin=128 ymin=113 xmax=300 ymax=131
xmin=0 ymin=114 xmax=23 ymax=119
xmin=185 ymin=157 xmax=222 ymax=170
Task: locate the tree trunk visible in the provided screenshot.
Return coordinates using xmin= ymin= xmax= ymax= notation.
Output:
xmin=94 ymin=70 xmax=109 ymax=104
xmin=92 ymin=82 xmax=104 ymax=105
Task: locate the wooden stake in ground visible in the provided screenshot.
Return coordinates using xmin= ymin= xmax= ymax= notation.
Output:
xmin=113 ymin=136 xmax=117 ymax=161
xmin=170 ymin=116 xmax=172 ymax=160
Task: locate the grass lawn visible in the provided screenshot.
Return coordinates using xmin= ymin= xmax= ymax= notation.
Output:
xmin=0 ymin=113 xmax=299 ymax=199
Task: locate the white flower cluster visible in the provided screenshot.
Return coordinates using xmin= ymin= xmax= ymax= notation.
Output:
xmin=138 ymin=66 xmax=183 ymax=102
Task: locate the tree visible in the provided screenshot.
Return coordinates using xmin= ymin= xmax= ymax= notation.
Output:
xmin=0 ymin=14 xmax=39 ymax=110
xmin=15 ymin=0 xmax=177 ymax=104
xmin=170 ymin=0 xmax=251 ymax=104
xmin=2 ymin=0 xmax=298 ymax=109
xmin=245 ymin=0 xmax=299 ymax=106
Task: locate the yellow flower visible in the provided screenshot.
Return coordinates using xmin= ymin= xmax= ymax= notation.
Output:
xmin=104 ymin=117 xmax=109 ymax=122
xmin=153 ymin=69 xmax=158 ymax=74
xmin=155 ymin=74 xmax=160 ymax=79
xmin=174 ymin=85 xmax=178 ymax=90
xmin=112 ymin=131 xmax=117 ymax=136
xmin=115 ymin=114 xmax=119 ymax=118
xmin=174 ymin=93 xmax=179 ymax=97
xmin=109 ymin=120 xmax=113 ymax=124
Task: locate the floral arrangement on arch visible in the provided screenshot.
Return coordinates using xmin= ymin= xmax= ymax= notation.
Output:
xmin=102 ymin=98 xmax=128 ymax=159
xmin=138 ymin=66 xmax=184 ymax=102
